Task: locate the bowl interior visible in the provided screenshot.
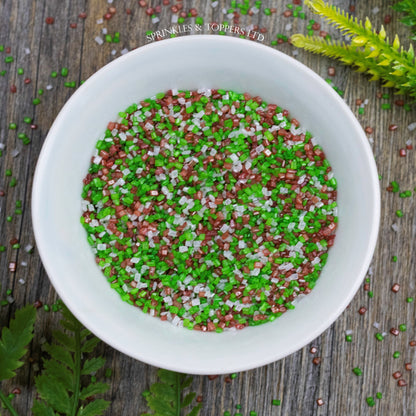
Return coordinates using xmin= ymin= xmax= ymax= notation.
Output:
xmin=32 ymin=35 xmax=380 ymax=374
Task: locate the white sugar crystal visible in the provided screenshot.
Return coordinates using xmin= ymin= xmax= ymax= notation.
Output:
xmin=184 ymin=276 xmax=193 ymax=285
xmin=311 ymin=257 xmax=321 ymax=265
xmin=25 ymin=244 xmax=33 ymax=253
xmin=287 ymin=222 xmax=295 ymax=232
xmin=220 ymin=224 xmax=228 ymax=233
xmin=408 ymin=122 xmax=416 ymax=131
xmin=297 ymin=174 xmax=306 ymax=184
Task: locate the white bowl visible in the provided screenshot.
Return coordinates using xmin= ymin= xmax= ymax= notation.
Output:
xmin=32 ymin=35 xmax=380 ymax=375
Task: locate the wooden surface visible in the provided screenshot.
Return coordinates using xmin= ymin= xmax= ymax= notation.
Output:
xmin=0 ymin=0 xmax=415 ymax=415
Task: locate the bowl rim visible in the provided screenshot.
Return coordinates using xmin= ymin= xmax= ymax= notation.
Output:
xmin=32 ymin=34 xmax=380 ymax=374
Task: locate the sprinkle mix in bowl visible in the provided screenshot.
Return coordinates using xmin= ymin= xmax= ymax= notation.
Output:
xmin=81 ymin=88 xmax=337 ymax=332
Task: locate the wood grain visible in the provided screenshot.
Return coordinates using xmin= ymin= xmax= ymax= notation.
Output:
xmin=0 ymin=0 xmax=415 ymax=415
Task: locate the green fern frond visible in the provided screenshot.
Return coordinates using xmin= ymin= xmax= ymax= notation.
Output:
xmin=0 ymin=305 xmax=36 ymax=416
xmin=0 ymin=305 xmax=36 ymax=381
xmin=291 ymin=34 xmax=358 ymax=62
xmin=33 ymin=303 xmax=110 ymax=416
xmin=141 ymin=370 xmax=202 ymax=416
xmin=305 ymin=0 xmax=367 ymax=38
xmin=304 ymin=0 xmax=405 ymax=56
xmin=293 ymin=0 xmax=416 ymax=97
xmin=393 ymin=0 xmax=416 ymax=37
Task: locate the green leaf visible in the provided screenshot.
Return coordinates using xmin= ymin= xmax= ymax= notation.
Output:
xmin=157 ymin=369 xmax=177 ymax=385
xmin=351 ymin=36 xmax=368 ymax=47
xmin=393 ymin=0 xmax=410 ymax=12
xmin=60 ymin=303 xmax=75 ymax=322
xmin=394 ymin=0 xmax=416 ymax=37
xmin=77 ymin=399 xmax=109 ymax=416
xmin=43 ymin=358 xmax=74 ymax=391
xmin=402 ymin=15 xmax=416 ymax=25
xmin=43 ymin=343 xmax=75 ymax=369
xmin=33 ymin=301 xmax=109 ymax=416
xmin=408 ymin=44 xmax=415 ymax=60
xmin=60 ymin=318 xmax=78 ymax=332
xmin=80 ymin=382 xmax=109 ymax=400
xmin=81 ymin=357 xmax=106 ymax=375
xmin=181 ymin=392 xmax=196 ymax=408
xmin=378 ymin=26 xmax=387 ymax=41
xmin=0 ymin=305 xmax=36 ymax=381
xmin=181 ymin=377 xmax=193 ymax=389
xmin=378 ymin=59 xmax=391 ymax=66
xmin=293 ymin=0 xmax=416 ymax=97
xmin=366 ymin=49 xmax=379 ymax=59
xmin=149 ymin=382 xmax=175 ymax=402
xmin=145 ymin=396 xmax=176 ymax=416
xmin=393 ymin=34 xmax=401 ymax=50
xmin=32 ymin=400 xmax=57 ymax=416
xmin=35 ymin=373 xmax=72 ymax=414
xmin=80 ymin=328 xmax=92 ymax=341
xmin=187 ymin=403 xmax=202 ymax=416
xmin=52 ymin=330 xmax=76 ymax=351
xmin=81 ymin=337 xmax=100 ymax=353
xmin=141 ymin=370 xmax=202 ymax=416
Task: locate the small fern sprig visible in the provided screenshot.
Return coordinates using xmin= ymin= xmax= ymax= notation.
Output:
xmin=33 ymin=303 xmax=110 ymax=416
xmin=292 ymin=0 xmax=416 ymax=96
xmin=293 ymin=36 xmax=414 ymax=86
xmin=0 ymin=305 xmax=36 ymax=416
xmin=141 ymin=369 xmax=202 ymax=416
xmin=393 ymin=0 xmax=416 ymax=39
